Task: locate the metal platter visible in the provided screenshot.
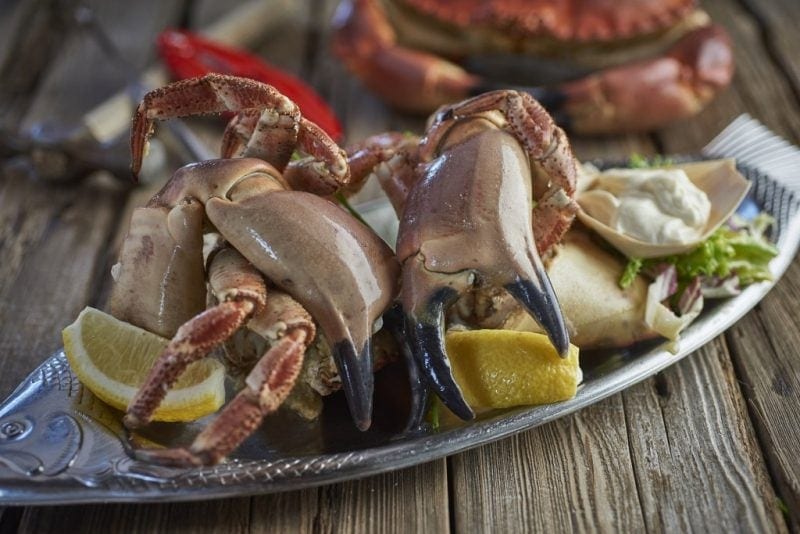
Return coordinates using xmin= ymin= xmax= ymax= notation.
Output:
xmin=0 ymin=116 xmax=798 ymax=505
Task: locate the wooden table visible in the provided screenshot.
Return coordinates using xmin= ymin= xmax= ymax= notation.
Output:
xmin=0 ymin=0 xmax=798 ymax=531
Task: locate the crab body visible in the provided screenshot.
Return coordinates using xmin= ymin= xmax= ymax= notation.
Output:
xmin=388 ymin=0 xmax=700 ymax=58
xmin=333 ymin=0 xmax=734 ymax=134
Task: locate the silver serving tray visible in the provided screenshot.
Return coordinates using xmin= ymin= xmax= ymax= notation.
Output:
xmin=1 ymin=116 xmax=798 ymax=505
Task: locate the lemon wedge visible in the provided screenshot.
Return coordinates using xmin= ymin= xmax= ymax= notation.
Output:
xmin=445 ymin=330 xmax=581 ymax=410
xmin=63 ymin=307 xmax=225 ymax=422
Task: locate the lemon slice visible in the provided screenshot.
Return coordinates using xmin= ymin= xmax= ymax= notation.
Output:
xmin=446 ymin=330 xmax=581 ymax=410
xmin=63 ymin=307 xmax=225 ymax=422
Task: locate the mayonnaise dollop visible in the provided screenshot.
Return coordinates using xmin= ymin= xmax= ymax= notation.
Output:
xmin=579 ymin=168 xmax=711 ymax=245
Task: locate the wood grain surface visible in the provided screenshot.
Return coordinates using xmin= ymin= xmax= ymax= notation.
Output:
xmin=0 ymin=0 xmax=798 ymax=532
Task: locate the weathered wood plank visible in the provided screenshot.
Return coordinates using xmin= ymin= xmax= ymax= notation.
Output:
xmin=18 ymin=497 xmax=252 ymax=533
xmin=314 ymin=461 xmax=448 ymax=533
xmin=452 ymin=396 xmax=647 ymax=532
xmin=656 ymin=0 xmax=800 ymax=530
xmin=712 ymin=2 xmax=800 ymax=530
xmin=725 ymin=261 xmax=800 ymax=532
xmin=622 ymin=339 xmax=787 ymax=532
xmin=249 ymin=461 xmax=449 ymax=533
xmin=0 ymin=1 xmax=71 ymax=130
xmin=0 ymin=0 xmax=30 ymax=69
xmin=735 ymin=0 xmax=800 ymax=135
xmin=0 ymin=171 xmax=124 ymax=396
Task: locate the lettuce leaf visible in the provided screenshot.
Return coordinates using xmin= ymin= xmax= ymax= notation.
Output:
xmin=619 ymin=214 xmax=776 ymax=345
xmin=619 ymin=213 xmax=778 ymax=290
xmin=628 ymin=153 xmax=676 ymax=169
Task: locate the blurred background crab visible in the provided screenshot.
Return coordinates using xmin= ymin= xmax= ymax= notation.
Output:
xmin=333 ymin=0 xmax=734 ymax=134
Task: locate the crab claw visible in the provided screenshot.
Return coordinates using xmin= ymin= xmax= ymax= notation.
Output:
xmin=204 ymin=179 xmax=399 ymax=431
xmin=389 ymin=105 xmax=578 ymax=420
xmin=398 ymin=233 xmax=570 ymax=420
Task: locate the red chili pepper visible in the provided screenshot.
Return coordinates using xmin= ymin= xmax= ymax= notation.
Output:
xmin=157 ymin=29 xmax=343 ymax=141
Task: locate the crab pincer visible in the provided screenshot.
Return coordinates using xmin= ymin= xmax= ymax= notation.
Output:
xmin=112 ymin=76 xmax=402 ymax=465
xmin=350 ymin=90 xmax=579 ymax=422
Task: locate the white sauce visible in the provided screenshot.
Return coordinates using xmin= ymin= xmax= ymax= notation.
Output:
xmin=580 ymin=168 xmax=711 ymax=245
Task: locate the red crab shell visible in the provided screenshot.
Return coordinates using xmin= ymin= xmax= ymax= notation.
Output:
xmin=396 ymin=0 xmax=697 ymax=42
xmin=331 ymin=0 xmax=733 ymax=133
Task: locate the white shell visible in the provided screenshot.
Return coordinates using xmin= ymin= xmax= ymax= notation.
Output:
xmin=576 ymin=159 xmax=751 ymax=259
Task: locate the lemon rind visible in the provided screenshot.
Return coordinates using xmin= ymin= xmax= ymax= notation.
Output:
xmin=63 ymin=307 xmax=225 ymax=422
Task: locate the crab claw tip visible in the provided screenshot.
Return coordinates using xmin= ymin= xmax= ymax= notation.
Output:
xmin=331 ymin=339 xmax=374 ymax=431
xmin=407 ymin=316 xmax=474 ymax=420
xmin=405 ymin=287 xmax=475 ymax=421
xmin=505 ymin=276 xmax=569 ymax=357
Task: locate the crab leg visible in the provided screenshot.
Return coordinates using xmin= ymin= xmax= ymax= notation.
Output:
xmin=553 ymin=25 xmax=734 ymax=134
xmin=124 ymin=248 xmax=267 ymax=429
xmin=131 ymin=74 xmax=346 ymax=184
xmin=132 ymin=73 xmax=350 ymax=196
xmin=218 ymin=107 xmax=298 ymax=172
xmin=221 ymin=110 xmax=349 ymax=196
xmin=345 ymin=132 xmax=420 ymax=212
xmin=133 ymin=291 xmax=315 ymax=467
xmin=280 ymin=119 xmax=350 ymax=195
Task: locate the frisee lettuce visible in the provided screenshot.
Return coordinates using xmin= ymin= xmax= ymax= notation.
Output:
xmin=628 ymin=153 xmax=676 ymax=169
xmin=619 ymin=258 xmax=643 ymax=289
xmin=620 ymin=213 xmax=778 ymax=290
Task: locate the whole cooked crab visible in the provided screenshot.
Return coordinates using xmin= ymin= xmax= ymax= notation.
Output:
xmin=333 ymin=0 xmax=734 ymax=134
xmin=347 ymin=89 xmax=579 ymax=422
xmin=111 ymin=74 xmax=399 ymax=466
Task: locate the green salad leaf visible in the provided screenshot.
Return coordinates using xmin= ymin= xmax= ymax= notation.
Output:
xmin=619 ymin=258 xmax=643 ymax=288
xmin=628 ymin=153 xmax=676 ymax=169
xmin=619 ymin=213 xmax=778 ymax=289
